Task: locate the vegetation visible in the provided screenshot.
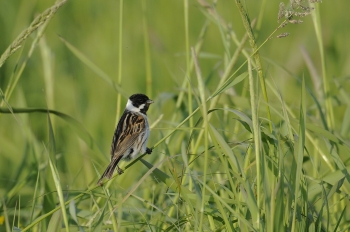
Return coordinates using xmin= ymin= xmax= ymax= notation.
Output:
xmin=1 ymin=0 xmax=349 ymax=231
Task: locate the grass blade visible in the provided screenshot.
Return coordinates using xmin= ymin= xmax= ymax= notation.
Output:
xmin=247 ymin=58 xmax=261 ymax=229
xmin=234 ymin=0 xmax=272 ymax=132
xmin=0 ymin=107 xmax=102 ymax=154
xmin=333 ymin=206 xmax=346 ymax=232
xmin=58 ymin=36 xmax=127 ymax=97
xmin=310 ymin=1 xmax=334 ymax=129
xmin=291 ymin=77 xmax=306 ymax=232
xmin=46 ymin=210 xmax=62 ymax=232
xmin=191 ymin=47 xmax=209 ymax=231
xmin=46 ymin=113 xmax=70 ymax=232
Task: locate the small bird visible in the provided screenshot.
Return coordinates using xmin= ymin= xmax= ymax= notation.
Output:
xmin=97 ymin=93 xmax=153 ymax=185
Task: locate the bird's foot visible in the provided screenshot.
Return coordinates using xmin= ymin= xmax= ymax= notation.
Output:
xmin=146 ymin=147 xmax=153 ymax=155
xmin=117 ymin=167 xmax=124 ymax=175
xmin=97 ymin=180 xmax=104 ymax=187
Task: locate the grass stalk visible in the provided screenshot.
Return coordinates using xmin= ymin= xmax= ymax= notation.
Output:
xmin=47 ymin=114 xmax=70 ymax=232
xmin=115 ymin=0 xmax=124 ymax=124
xmin=40 ymin=37 xmax=55 ymax=128
xmin=142 ymin=0 xmax=153 ymax=98
xmin=183 ymin=1 xmax=196 ymax=229
xmin=17 ymin=197 xmax=20 ymax=229
xmin=310 ymin=2 xmax=334 ymax=130
xmin=29 ymin=171 xmax=40 ymax=223
xmin=1 ymin=198 xmax=11 ymax=232
xmin=175 ymin=20 xmax=208 ymax=110
xmin=117 ymin=193 xmax=123 ymax=231
xmin=256 ymin=0 xmax=267 ymax=31
xmin=107 ymin=195 xmax=118 ymax=231
xmin=184 ymin=0 xmax=194 ymax=155
xmin=170 ymin=23 xmax=208 ymax=169
xmin=159 ymin=15 xmax=209 ymax=226
xmin=234 ymin=0 xmax=272 ymax=132
xmin=193 ymin=30 xmax=249 ymax=153
xmin=1 ymin=8 xmax=56 ymax=109
xmin=291 ymin=78 xmax=306 ymax=232
xmin=248 ymin=58 xmax=261 ymax=229
xmin=0 ymin=0 xmax=67 ymax=68
xmin=191 ymin=47 xmax=209 ymax=232
xmin=264 ymin=64 xmax=335 ymax=170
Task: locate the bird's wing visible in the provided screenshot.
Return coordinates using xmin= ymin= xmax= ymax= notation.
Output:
xmin=110 ymin=112 xmax=146 ymax=160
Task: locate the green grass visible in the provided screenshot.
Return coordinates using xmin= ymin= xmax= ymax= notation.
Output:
xmin=1 ymin=0 xmax=350 ymax=231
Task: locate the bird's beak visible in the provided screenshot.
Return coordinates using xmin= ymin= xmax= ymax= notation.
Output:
xmin=147 ymin=99 xmax=154 ymax=104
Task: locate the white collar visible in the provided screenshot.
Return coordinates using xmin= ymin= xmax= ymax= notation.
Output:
xmin=126 ymin=99 xmax=145 ymax=112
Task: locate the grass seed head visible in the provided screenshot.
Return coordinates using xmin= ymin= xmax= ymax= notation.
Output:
xmin=277 ymin=32 xmax=290 ymax=38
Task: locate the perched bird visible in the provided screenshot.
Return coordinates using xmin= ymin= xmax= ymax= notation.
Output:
xmin=97 ymin=93 xmax=153 ymax=185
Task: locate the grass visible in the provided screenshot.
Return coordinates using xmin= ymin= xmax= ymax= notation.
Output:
xmin=1 ymin=0 xmax=350 ymax=231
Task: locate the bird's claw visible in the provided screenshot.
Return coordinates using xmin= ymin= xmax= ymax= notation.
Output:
xmin=117 ymin=167 xmax=124 ymax=175
xmin=146 ymin=147 xmax=153 ymax=155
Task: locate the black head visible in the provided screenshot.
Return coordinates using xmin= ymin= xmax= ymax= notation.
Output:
xmin=127 ymin=93 xmax=153 ymax=114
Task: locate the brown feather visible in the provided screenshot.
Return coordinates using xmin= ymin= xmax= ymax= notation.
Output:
xmin=98 ymin=112 xmax=147 ymax=184
xmin=111 ymin=113 xmax=145 ymax=160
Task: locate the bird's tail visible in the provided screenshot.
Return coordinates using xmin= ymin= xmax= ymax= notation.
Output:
xmin=97 ymin=159 xmax=120 ymax=185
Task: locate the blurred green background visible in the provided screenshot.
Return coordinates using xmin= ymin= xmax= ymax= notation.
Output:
xmin=1 ymin=0 xmax=350 ymax=230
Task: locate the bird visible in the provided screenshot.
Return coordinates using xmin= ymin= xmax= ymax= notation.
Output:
xmin=97 ymin=93 xmax=153 ymax=185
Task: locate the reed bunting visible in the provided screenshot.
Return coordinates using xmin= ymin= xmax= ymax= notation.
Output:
xmin=97 ymin=93 xmax=153 ymax=185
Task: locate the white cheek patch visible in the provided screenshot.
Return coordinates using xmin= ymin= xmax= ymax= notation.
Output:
xmin=139 ymin=104 xmax=145 ymax=110
xmin=126 ymin=99 xmax=140 ymax=112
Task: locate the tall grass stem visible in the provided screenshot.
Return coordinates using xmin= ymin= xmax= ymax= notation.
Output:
xmin=248 ymin=58 xmax=261 ymax=229
xmin=310 ymin=2 xmax=334 ymax=130
xmin=234 ymin=0 xmax=272 ymax=132
xmin=115 ymin=0 xmax=124 ymax=124
xmin=142 ymin=0 xmax=153 ymax=98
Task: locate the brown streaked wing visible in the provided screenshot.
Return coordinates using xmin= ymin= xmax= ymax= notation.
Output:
xmin=110 ymin=113 xmax=146 ymax=161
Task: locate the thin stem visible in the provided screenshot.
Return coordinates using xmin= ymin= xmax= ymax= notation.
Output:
xmin=184 ymin=0 xmax=194 ymax=154
xmin=142 ymin=0 xmax=153 ymax=98
xmin=116 ymin=0 xmax=124 ymax=123
xmin=310 ymin=2 xmax=334 ymax=130
xmin=234 ymin=0 xmax=272 ymax=133
xmin=248 ymin=59 xmax=261 ymax=229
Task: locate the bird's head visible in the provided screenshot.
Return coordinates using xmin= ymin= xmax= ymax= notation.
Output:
xmin=126 ymin=93 xmax=153 ymax=114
